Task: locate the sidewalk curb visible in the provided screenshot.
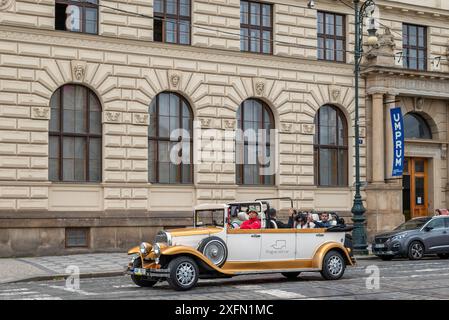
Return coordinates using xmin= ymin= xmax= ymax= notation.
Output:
xmin=4 ymin=271 xmax=125 ymax=284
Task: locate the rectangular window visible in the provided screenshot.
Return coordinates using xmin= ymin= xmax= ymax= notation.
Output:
xmin=240 ymin=1 xmax=272 ymax=54
xmin=55 ymin=0 xmax=98 ymax=35
xmin=317 ymin=11 xmax=346 ymax=62
xmin=403 ymin=24 xmax=427 ymax=71
xmin=65 ymin=228 xmax=89 ymax=248
xmin=154 ymin=0 xmax=191 ymax=45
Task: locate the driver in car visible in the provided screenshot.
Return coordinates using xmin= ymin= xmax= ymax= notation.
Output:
xmin=240 ymin=209 xmax=261 ymax=229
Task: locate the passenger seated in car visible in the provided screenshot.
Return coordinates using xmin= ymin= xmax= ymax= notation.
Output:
xmin=229 ymin=210 xmax=242 ymax=229
xmin=240 ymin=209 xmax=261 ymax=229
xmin=313 ymin=212 xmax=332 ymax=228
xmin=267 ymin=208 xmax=290 ymax=228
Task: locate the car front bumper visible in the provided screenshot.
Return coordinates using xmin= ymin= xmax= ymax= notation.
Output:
xmin=126 ymin=267 xmax=170 ymax=278
xmin=372 ymin=240 xmax=404 ymax=256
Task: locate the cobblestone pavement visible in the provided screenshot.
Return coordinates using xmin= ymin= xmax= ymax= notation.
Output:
xmin=0 ymin=258 xmax=448 ymax=300
xmin=0 ymin=253 xmax=128 ymax=284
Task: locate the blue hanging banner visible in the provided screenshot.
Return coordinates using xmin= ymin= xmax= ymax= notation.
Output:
xmin=390 ymin=107 xmax=404 ymax=177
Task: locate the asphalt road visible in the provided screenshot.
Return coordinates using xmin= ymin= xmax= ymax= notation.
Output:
xmin=1 ymin=258 xmax=449 ymax=300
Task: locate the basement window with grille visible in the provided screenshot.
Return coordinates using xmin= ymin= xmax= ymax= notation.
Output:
xmin=65 ymin=228 xmax=90 ymax=248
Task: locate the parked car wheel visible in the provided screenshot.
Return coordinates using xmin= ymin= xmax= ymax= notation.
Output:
xmin=437 ymin=253 xmax=449 ymax=259
xmin=167 ymin=256 xmax=199 ymax=291
xmin=281 ymin=272 xmax=301 ymax=279
xmin=379 ymin=256 xmax=394 ymax=261
xmin=131 ymin=257 xmax=158 ymax=288
xmin=320 ymin=250 xmax=346 ymax=280
xmin=198 ymin=236 xmax=228 ymax=267
xmin=408 ymin=241 xmax=425 ymax=260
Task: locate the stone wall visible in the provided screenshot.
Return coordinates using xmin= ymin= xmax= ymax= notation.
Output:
xmin=1 ymin=0 xmax=449 ymax=256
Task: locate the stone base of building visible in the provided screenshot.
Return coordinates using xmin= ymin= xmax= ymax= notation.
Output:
xmin=0 ymin=211 xmax=192 ymax=258
xmin=365 ymin=182 xmax=405 ymax=242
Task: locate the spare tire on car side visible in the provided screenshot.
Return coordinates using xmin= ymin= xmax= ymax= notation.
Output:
xmin=197 ymin=236 xmax=228 ymax=268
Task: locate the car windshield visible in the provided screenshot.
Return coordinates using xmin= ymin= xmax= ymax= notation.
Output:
xmin=195 ymin=209 xmax=224 ymax=227
xmin=394 ymin=218 xmax=431 ymax=231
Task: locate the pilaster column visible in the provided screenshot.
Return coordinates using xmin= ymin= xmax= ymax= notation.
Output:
xmin=384 ymin=94 xmax=397 ymax=181
xmin=372 ymin=93 xmax=385 ymax=183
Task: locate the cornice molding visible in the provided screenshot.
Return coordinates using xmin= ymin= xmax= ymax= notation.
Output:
xmin=377 ymin=0 xmax=449 ymax=18
xmin=0 ymin=26 xmax=356 ymax=78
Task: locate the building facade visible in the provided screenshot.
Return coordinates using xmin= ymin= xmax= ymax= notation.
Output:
xmin=0 ymin=0 xmax=448 ymax=257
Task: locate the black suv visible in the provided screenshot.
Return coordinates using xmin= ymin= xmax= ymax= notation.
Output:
xmin=372 ymin=216 xmax=449 ymax=261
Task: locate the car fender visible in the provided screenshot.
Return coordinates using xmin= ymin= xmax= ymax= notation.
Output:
xmin=161 ymin=245 xmax=235 ymax=275
xmin=404 ymin=236 xmax=427 ymax=251
xmin=128 ymin=246 xmax=140 ymax=255
xmin=312 ymin=241 xmax=354 ymax=269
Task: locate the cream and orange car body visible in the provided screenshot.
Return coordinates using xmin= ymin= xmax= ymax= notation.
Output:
xmin=126 ymin=201 xmax=355 ymax=290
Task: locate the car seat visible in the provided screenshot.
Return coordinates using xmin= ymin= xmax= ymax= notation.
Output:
xmin=238 ymin=211 xmax=248 ymax=222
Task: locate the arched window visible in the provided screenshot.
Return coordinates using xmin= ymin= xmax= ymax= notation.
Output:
xmin=314 ymin=105 xmax=348 ymax=186
xmin=148 ymin=92 xmax=193 ymax=184
xmin=236 ymin=99 xmax=274 ymax=185
xmin=404 ymin=113 xmax=432 ymax=139
xmin=49 ymin=84 xmax=102 ymax=182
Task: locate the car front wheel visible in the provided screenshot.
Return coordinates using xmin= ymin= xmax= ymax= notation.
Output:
xmin=130 ymin=258 xmax=158 ymax=288
xmin=167 ymin=256 xmax=199 ymax=291
xmin=408 ymin=241 xmax=425 ymax=260
xmin=320 ymin=250 xmax=346 ymax=280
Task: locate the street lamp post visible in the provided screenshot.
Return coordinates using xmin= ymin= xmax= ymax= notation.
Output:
xmin=351 ymin=0 xmax=377 ymax=255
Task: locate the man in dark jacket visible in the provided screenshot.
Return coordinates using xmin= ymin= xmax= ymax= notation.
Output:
xmin=313 ymin=212 xmax=332 ymax=228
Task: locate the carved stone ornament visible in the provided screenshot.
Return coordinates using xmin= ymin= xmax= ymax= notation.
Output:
xmin=302 ymin=123 xmax=315 ymax=135
xmin=133 ymin=113 xmax=149 ymax=125
xmin=255 ymin=81 xmax=265 ymax=96
xmin=71 ymin=60 xmax=86 ymax=82
xmin=330 ymin=85 xmax=341 ymax=101
xmin=170 ymin=73 xmax=180 ymax=88
xmin=222 ymin=119 xmax=236 ymax=130
xmin=442 ymin=144 xmax=447 ymax=160
xmin=281 ymin=122 xmax=293 ymax=133
xmin=133 ymin=113 xmax=148 ymax=125
xmin=359 ymin=127 xmax=366 ymax=138
xmin=31 ymin=107 xmax=50 ymax=120
xmin=415 ymin=97 xmax=424 ymax=111
xmin=0 ymin=0 xmax=13 ymax=11
xmin=200 ymin=118 xmax=211 ymax=128
xmin=105 ymin=111 xmax=120 ymax=122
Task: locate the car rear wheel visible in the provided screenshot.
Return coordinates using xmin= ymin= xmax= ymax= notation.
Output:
xmin=281 ymin=272 xmax=301 ymax=279
xmin=408 ymin=241 xmax=424 ymax=260
xmin=167 ymin=256 xmax=199 ymax=291
xmin=130 ymin=257 xmax=158 ymax=288
xmin=437 ymin=253 xmax=449 ymax=259
xmin=320 ymin=250 xmax=346 ymax=280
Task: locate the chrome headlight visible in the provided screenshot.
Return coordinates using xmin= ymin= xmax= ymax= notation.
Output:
xmin=153 ymin=243 xmax=161 ymax=257
xmin=139 ymin=242 xmax=151 ymax=255
xmin=391 ymin=233 xmax=408 ymax=242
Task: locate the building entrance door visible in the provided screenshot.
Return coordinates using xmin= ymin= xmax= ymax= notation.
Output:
xmin=403 ymin=158 xmax=428 ymax=220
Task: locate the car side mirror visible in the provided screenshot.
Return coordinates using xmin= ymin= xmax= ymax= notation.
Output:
xmin=424 ymin=226 xmax=433 ymax=232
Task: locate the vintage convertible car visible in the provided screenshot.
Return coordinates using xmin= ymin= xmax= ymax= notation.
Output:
xmin=125 ymin=198 xmax=355 ymax=291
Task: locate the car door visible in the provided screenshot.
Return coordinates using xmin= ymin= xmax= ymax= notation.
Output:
xmin=226 ymin=229 xmax=261 ymax=262
xmin=423 ymin=218 xmax=447 ymax=253
xmin=260 ymin=229 xmax=296 ymax=262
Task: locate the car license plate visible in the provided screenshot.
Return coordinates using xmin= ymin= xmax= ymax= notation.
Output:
xmin=134 ymin=268 xmax=145 ymax=276
xmin=374 ymin=244 xmax=386 ymax=248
